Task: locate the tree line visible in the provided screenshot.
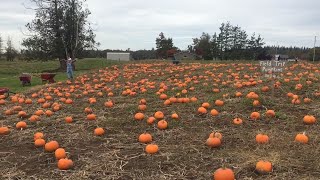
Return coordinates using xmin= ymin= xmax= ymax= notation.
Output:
xmin=0 ymin=1 xmax=318 ymax=62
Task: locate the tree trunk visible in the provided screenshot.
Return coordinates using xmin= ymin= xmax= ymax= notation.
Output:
xmin=59 ymin=59 xmax=66 ymax=70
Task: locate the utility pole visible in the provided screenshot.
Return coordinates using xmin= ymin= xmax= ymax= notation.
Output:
xmin=313 ymin=36 xmax=317 ymax=62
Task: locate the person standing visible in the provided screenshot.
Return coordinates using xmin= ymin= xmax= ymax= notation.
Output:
xmin=65 ymin=56 xmax=76 ymax=81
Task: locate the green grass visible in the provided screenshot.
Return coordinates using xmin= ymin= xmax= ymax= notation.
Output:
xmin=0 ymin=58 xmax=124 ymax=93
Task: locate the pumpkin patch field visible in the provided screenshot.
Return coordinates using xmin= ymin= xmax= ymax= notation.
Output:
xmin=1 ymin=61 xmax=319 ymax=179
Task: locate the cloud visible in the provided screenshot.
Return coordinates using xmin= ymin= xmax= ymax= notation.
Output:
xmin=0 ymin=0 xmax=319 ymax=51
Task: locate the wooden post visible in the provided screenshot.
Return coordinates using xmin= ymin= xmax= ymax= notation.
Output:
xmin=271 ymin=60 xmax=275 ymax=99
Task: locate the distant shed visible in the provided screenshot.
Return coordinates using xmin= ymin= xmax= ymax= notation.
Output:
xmin=107 ymin=52 xmax=131 ymax=61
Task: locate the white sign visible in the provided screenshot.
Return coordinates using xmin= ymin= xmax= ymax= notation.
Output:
xmin=260 ymin=60 xmax=286 ymax=78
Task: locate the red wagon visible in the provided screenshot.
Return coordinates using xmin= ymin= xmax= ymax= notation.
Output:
xmin=19 ymin=73 xmax=32 ymax=86
xmin=41 ymin=73 xmax=56 ymax=84
xmin=0 ymin=87 xmax=11 ymax=99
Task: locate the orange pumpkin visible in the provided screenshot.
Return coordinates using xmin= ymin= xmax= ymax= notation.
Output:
xmin=265 ymin=110 xmax=275 ymax=118
xmin=154 ymin=111 xmax=164 ymax=119
xmin=87 ymin=114 xmax=97 ymax=121
xmin=34 ymin=132 xmax=44 ymax=140
xmin=157 ymin=120 xmax=168 ymax=130
xmin=16 ymin=121 xmax=27 ymax=129
xmin=145 ymin=144 xmax=159 ymax=154
xmin=0 ymin=127 xmax=10 ymax=135
xmin=206 ymin=137 xmax=221 ymax=148
xmin=134 ymin=113 xmax=145 ymax=121
xmin=201 ymin=102 xmax=210 ymax=108
xmin=255 ymin=160 xmax=272 ymax=174
xmin=147 ymin=117 xmax=156 ymax=125
xmin=209 ymin=132 xmax=223 ymax=140
xmin=45 ymin=141 xmax=59 ymax=152
xmin=198 ymin=107 xmax=207 ymax=114
xmin=138 ymin=133 xmax=152 ymax=143
xmin=233 ymin=118 xmax=243 ymax=125
xmin=65 ymin=116 xmax=73 ymax=123
xmin=94 ymin=127 xmax=105 ymax=136
xmin=171 ymin=113 xmax=179 ymax=119
xmin=57 ymin=158 xmax=73 ymax=170
xmin=210 ymin=109 xmax=219 ymax=116
xmin=104 ymin=101 xmax=114 ymax=108
xmin=215 ymin=100 xmax=224 ymax=106
xmin=303 ymin=115 xmax=316 ymax=125
xmin=55 ymin=148 xmax=67 ymax=159
xmin=295 ymin=132 xmax=308 ymax=144
xmin=213 ymin=168 xmax=235 ymax=180
xmin=250 ymin=112 xmax=260 ymax=120
xmin=255 ymin=134 xmax=269 ymax=144
xmin=34 ymin=139 xmax=46 ymax=147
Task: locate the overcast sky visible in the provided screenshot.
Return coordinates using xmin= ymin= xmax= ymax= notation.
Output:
xmin=0 ymin=0 xmax=319 ymax=50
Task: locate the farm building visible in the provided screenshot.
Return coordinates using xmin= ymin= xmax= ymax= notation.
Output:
xmin=106 ymin=52 xmax=131 ymax=61
xmin=173 ymin=52 xmax=199 ymax=61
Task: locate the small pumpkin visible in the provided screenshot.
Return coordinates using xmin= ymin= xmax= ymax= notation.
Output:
xmin=104 ymin=101 xmax=113 ymax=107
xmin=233 ymin=118 xmax=243 ymax=125
xmin=57 ymin=158 xmax=73 ymax=170
xmin=147 ymin=117 xmax=156 ymax=125
xmin=45 ymin=110 xmax=54 ymax=117
xmin=34 ymin=139 xmax=46 ymax=147
xmin=265 ymin=110 xmax=275 ymax=118
xmin=255 ymin=160 xmax=272 ymax=174
xmin=18 ymin=111 xmax=27 ymax=118
xmin=206 ymin=137 xmax=221 ymax=148
xmin=210 ymin=109 xmax=219 ymax=116
xmin=201 ymin=102 xmax=210 ymax=108
xmin=34 ymin=132 xmax=44 ymax=140
xmin=215 ymin=100 xmax=224 ymax=106
xmin=84 ymin=107 xmax=93 ymax=114
xmin=145 ymin=144 xmax=159 ymax=154
xmin=295 ymin=132 xmax=308 ymax=144
xmin=55 ymin=148 xmax=67 ymax=159
xmin=250 ymin=112 xmax=260 ymax=120
xmin=209 ymin=132 xmax=223 ymax=140
xmin=87 ymin=114 xmax=96 ymax=120
xmin=138 ymin=133 xmax=152 ymax=143
xmin=139 ymin=99 xmax=147 ymax=104
xmin=171 ymin=113 xmax=179 ymax=119
xmin=213 ymin=168 xmax=235 ymax=180
xmin=138 ymin=104 xmax=147 ymax=111
xmin=134 ymin=113 xmax=145 ymax=121
xmin=255 ymin=134 xmax=269 ymax=144
xmin=303 ymin=98 xmax=311 ymax=104
xmin=16 ymin=121 xmax=27 ymax=129
xmin=303 ymin=115 xmax=316 ymax=125
xmin=154 ymin=111 xmax=164 ymax=119
xmin=157 ymin=120 xmax=168 ymax=130
xmin=29 ymin=115 xmax=40 ymax=122
xmin=198 ymin=107 xmax=207 ymax=114
xmin=94 ymin=127 xmax=105 ymax=136
xmin=34 ymin=110 xmax=44 ymax=116
xmin=0 ymin=127 xmax=10 ymax=135
xmin=65 ymin=116 xmax=73 ymax=123
xmin=45 ymin=141 xmax=59 ymax=152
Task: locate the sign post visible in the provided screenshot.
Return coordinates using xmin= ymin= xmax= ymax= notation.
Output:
xmin=260 ymin=59 xmax=287 ymax=99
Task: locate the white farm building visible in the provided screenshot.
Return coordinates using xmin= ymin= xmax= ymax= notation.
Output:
xmin=106 ymin=52 xmax=131 ymax=61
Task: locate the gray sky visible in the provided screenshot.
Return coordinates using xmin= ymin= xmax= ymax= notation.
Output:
xmin=0 ymin=0 xmax=319 ymax=50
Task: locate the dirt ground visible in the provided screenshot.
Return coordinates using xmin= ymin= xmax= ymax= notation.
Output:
xmin=1 ymin=61 xmax=320 ymax=180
